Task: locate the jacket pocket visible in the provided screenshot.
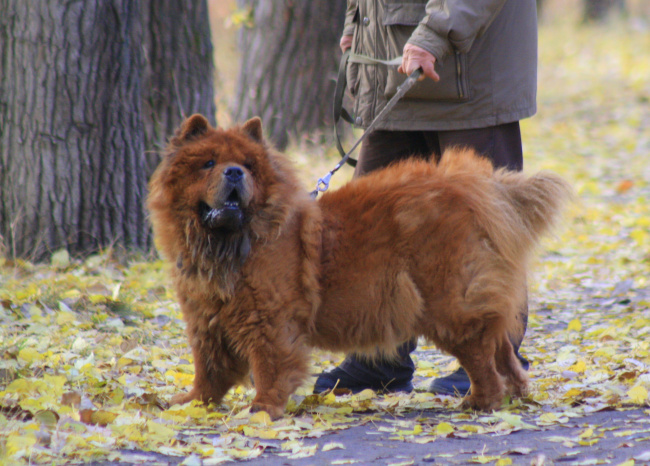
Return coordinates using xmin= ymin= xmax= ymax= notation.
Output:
xmin=346 ymin=6 xmax=360 ymax=96
xmin=346 ymin=59 xmax=360 ymax=97
xmin=384 ymin=50 xmax=470 ymax=102
xmin=381 ymin=2 xmax=425 ymax=66
xmin=383 ymin=2 xmax=427 ymax=26
xmin=382 ymin=2 xmax=470 ymax=102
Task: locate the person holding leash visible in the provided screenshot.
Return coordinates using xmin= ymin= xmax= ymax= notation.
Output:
xmin=314 ymin=0 xmax=538 ymax=396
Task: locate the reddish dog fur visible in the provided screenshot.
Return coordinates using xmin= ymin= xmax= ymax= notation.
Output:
xmin=147 ymin=114 xmax=571 ymax=418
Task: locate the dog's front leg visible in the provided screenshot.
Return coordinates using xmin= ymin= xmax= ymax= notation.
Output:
xmin=246 ymin=331 xmax=310 ymax=419
xmin=172 ymin=324 xmax=249 ymax=407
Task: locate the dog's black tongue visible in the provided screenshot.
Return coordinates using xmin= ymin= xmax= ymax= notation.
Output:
xmin=203 ymin=206 xmax=244 ymax=231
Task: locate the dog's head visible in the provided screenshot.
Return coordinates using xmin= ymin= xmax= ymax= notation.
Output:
xmin=152 ymin=114 xmax=268 ymax=230
xmin=147 ymin=114 xmax=300 ymax=293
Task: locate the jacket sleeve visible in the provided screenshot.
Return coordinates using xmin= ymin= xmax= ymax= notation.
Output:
xmin=408 ymin=0 xmax=508 ymax=61
xmin=343 ymin=0 xmax=358 ymax=37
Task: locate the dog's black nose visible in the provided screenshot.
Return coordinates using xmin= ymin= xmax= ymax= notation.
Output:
xmin=224 ymin=166 xmax=244 ymax=182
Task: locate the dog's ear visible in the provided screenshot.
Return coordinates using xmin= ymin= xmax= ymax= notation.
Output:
xmin=242 ymin=117 xmax=264 ymax=144
xmin=172 ymin=114 xmax=210 ymax=145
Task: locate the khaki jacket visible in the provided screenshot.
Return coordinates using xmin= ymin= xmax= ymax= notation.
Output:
xmin=344 ymin=0 xmax=538 ymax=131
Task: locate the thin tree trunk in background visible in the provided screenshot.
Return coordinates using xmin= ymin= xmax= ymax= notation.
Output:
xmin=141 ymin=0 xmax=216 ymax=178
xmin=583 ymin=0 xmax=626 ymax=22
xmin=233 ymin=0 xmax=346 ymax=149
xmin=0 ymin=1 xmax=148 ymax=260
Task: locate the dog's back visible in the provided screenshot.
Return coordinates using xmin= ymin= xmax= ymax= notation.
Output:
xmin=315 ymin=148 xmax=571 ymax=409
xmin=318 ymin=147 xmax=571 ymax=283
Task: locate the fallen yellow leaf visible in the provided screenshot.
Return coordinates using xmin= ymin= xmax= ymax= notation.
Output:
xmin=436 ymin=422 xmax=454 ymax=435
xmin=579 ymin=427 xmax=594 ymax=438
xmin=569 ymin=360 xmax=587 ymax=373
xmin=322 ymin=442 xmax=345 ymax=451
xmin=249 ymin=410 xmax=273 ymax=426
xmin=567 ymin=319 xmax=582 ymax=332
xmin=627 ymin=385 xmax=648 ymax=404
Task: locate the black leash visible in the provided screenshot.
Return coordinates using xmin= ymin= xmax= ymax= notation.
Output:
xmin=332 ymin=50 xmax=356 ymax=168
xmin=310 ymin=55 xmax=422 ymax=199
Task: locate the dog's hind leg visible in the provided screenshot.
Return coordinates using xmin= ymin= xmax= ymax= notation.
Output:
xmin=451 ymin=336 xmax=506 ymax=411
xmin=495 ymin=336 xmax=529 ymax=398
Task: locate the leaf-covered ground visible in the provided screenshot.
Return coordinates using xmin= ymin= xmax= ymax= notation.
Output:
xmin=2 ymin=16 xmax=650 ymax=466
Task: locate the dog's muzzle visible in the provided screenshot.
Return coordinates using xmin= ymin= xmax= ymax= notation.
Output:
xmin=199 ymin=167 xmax=247 ymax=231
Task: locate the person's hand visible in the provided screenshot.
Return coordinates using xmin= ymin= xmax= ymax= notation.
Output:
xmin=340 ymin=34 xmax=353 ymax=53
xmin=398 ymin=43 xmax=440 ymax=82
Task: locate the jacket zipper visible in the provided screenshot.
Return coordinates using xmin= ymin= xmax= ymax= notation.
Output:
xmin=456 ymin=51 xmax=465 ymax=99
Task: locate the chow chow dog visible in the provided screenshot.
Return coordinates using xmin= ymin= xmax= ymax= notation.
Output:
xmin=147 ymin=114 xmax=570 ymax=418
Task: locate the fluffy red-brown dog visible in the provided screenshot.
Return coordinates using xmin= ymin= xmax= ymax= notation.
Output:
xmin=147 ymin=114 xmax=571 ymax=419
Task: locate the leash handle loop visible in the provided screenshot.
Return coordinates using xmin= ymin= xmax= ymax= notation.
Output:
xmin=333 ymin=51 xmax=408 ymax=168
xmin=333 ymin=50 xmax=356 ymax=167
xmin=315 ymin=55 xmax=420 ymax=199
xmin=347 ymin=53 xmax=403 ymax=66
xmin=333 ymin=52 xmax=406 ymax=165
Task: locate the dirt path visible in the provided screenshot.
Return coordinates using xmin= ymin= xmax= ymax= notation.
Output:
xmin=240 ymin=408 xmax=650 ymax=465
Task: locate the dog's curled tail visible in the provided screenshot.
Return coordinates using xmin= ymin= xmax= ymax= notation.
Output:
xmin=437 ymin=147 xmax=572 ymax=265
xmin=489 ymin=167 xmax=573 ymax=265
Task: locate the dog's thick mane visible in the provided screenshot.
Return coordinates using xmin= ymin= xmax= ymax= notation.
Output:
xmin=149 ymin=118 xmax=307 ymax=301
xmin=182 ymin=152 xmax=303 ymax=300
xmin=176 ymin=218 xmax=251 ymax=298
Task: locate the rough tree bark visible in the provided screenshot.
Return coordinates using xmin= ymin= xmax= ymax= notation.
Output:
xmin=0 ymin=0 xmax=215 ymax=260
xmin=233 ymin=0 xmax=347 ymax=149
xmin=0 ymin=1 xmax=147 ymax=260
xmin=141 ymin=0 xmax=216 ymax=178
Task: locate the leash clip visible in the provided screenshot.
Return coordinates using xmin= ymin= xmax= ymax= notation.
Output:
xmin=316 ymin=172 xmax=332 ymax=193
xmin=310 ymin=172 xmax=332 ymax=199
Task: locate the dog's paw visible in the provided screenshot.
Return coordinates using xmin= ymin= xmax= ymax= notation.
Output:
xmin=459 ymin=394 xmax=503 ymax=411
xmin=170 ymin=392 xmax=196 ymax=406
xmin=506 ymin=380 xmax=529 ymax=398
xmin=250 ymin=402 xmax=284 ymax=420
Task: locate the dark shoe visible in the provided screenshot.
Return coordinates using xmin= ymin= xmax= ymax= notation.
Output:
xmin=313 ymin=340 xmax=417 ymax=394
xmin=428 ymin=351 xmax=530 ymax=397
xmin=313 ymin=365 xmax=413 ymax=394
xmin=427 ymin=367 xmax=471 ymax=396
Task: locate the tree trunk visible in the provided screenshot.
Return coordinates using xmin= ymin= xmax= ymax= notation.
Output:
xmin=233 ymin=0 xmax=347 ymax=149
xmin=0 ymin=1 xmax=147 ymax=260
xmin=583 ymin=0 xmax=625 ymax=22
xmin=536 ymin=0 xmax=545 ymax=19
xmin=141 ymin=0 xmax=216 ymax=178
xmin=0 ymin=0 xmax=215 ymax=260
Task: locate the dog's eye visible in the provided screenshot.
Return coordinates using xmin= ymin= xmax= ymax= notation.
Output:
xmin=202 ymin=160 xmax=215 ymax=170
